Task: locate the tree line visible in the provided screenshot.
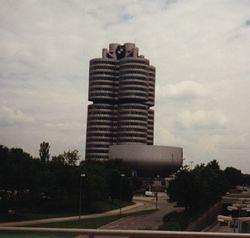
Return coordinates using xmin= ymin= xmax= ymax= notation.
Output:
xmin=167 ymin=160 xmax=250 ymax=214
xmin=0 ymin=143 xmax=135 ymax=215
xmin=1 ymin=142 xmax=249 ymax=217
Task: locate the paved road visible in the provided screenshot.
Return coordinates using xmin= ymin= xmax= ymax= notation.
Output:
xmin=100 ymin=192 xmax=183 ymax=230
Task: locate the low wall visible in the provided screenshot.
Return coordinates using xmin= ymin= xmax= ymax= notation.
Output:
xmin=0 ymin=227 xmax=249 ymax=238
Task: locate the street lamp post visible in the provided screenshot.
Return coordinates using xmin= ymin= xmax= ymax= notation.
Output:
xmin=155 ymin=174 xmax=160 ymax=209
xmin=79 ymin=173 xmax=86 ymax=222
xmin=120 ymin=173 xmax=125 ymax=216
xmin=155 ymin=192 xmax=158 ymax=209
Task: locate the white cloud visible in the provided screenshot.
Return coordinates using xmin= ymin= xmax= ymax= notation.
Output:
xmin=177 ymin=110 xmax=228 ymax=129
xmin=157 ymin=81 xmax=208 ymax=100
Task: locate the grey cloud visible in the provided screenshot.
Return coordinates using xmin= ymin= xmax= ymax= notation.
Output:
xmin=0 ymin=103 xmax=35 ymax=127
xmin=176 ymin=110 xmax=228 ymax=130
xmin=156 ymin=81 xmax=208 ymax=100
xmin=0 ymin=0 xmax=250 ymax=172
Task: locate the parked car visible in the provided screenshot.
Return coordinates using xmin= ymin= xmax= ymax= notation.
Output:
xmin=145 ymin=191 xmax=155 ymax=197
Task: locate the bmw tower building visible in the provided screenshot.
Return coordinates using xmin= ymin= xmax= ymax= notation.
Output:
xmin=85 ymin=43 xmax=182 ymax=176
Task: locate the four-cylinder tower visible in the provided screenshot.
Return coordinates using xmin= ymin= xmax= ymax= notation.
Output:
xmin=85 ymin=43 xmax=155 ymax=160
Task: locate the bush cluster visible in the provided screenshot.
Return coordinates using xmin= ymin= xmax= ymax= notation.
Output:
xmin=167 ymin=160 xmax=249 ymax=214
xmin=0 ymin=145 xmax=133 ymax=214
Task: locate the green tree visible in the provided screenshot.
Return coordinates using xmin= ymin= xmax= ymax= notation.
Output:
xmin=224 ymin=167 xmax=242 ymax=187
xmin=51 ymin=154 xmax=65 ymax=164
xmin=167 ymin=166 xmax=195 ymax=212
xmin=51 ymin=150 xmax=80 ymax=166
xmin=0 ymin=145 xmax=134 ymax=216
xmin=242 ymin=173 xmax=250 ymax=186
xmin=63 ymin=149 xmax=80 ymax=166
xmin=39 ymin=142 xmax=50 ymax=163
xmin=121 ymin=176 xmax=133 ymax=202
xmin=168 ymin=160 xmax=229 ymax=213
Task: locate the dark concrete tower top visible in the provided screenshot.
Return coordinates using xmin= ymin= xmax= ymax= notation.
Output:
xmin=86 ymin=43 xmax=155 ymax=161
xmin=102 ymin=43 xmax=140 ymax=59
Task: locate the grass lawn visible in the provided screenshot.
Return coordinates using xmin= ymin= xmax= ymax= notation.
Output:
xmin=0 ymin=213 xmax=77 ymax=223
xmin=158 ymin=209 xmax=210 ymax=231
xmin=28 ymin=209 xmax=157 ymax=229
xmin=0 ymin=210 xmax=156 ymax=237
xmin=0 ymin=233 xmax=71 ymax=238
xmin=0 ymin=199 xmax=133 ymax=223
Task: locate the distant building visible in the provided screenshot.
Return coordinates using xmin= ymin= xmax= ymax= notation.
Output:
xmin=85 ymin=43 xmax=182 ymax=176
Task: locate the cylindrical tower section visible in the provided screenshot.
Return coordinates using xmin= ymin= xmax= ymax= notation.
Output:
xmin=89 ymin=58 xmax=119 ymax=102
xmin=86 ymin=103 xmax=117 ymax=160
xmin=147 ymin=66 xmax=155 ymax=106
xmin=117 ymin=103 xmax=148 ymax=144
xmin=112 ymin=105 xmax=118 ymax=144
xmin=147 ymin=109 xmax=154 ymax=145
xmin=86 ymin=43 xmax=157 ymax=162
xmin=119 ymin=58 xmax=149 ymax=102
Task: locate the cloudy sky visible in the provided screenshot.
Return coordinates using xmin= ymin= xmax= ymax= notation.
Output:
xmin=0 ymin=0 xmax=250 ymax=172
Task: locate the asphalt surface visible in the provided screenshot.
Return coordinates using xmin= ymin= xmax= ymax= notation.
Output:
xmin=100 ymin=192 xmax=183 ymax=230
